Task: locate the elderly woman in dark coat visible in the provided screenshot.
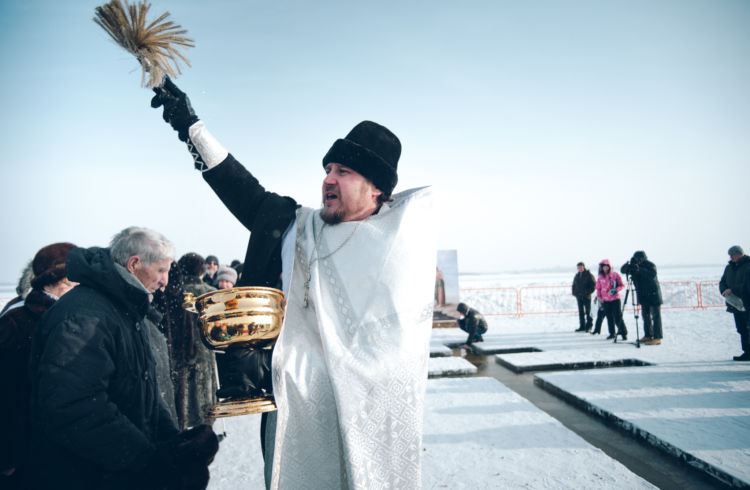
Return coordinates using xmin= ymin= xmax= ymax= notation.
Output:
xmin=0 ymin=242 xmax=77 ymax=489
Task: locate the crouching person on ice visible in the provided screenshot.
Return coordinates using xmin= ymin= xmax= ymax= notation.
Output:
xmin=27 ymin=227 xmax=218 ymax=490
xmin=151 ymin=79 xmax=437 ymax=489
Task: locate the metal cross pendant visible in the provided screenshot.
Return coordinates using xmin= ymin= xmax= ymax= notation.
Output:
xmin=303 ymin=270 xmax=311 ymax=308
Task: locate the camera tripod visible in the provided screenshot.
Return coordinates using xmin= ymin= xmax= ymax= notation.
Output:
xmin=620 ymin=274 xmax=640 ymax=348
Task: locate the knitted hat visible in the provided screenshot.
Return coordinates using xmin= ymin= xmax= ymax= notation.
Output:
xmin=205 ymin=255 xmax=219 ymax=266
xmin=30 ymin=242 xmax=76 ymax=290
xmin=632 ymin=251 xmax=647 ymax=261
xmin=457 ymin=302 xmax=468 ymax=314
xmin=322 ymin=121 xmax=401 ymax=197
xmin=178 ymin=252 xmax=205 ymax=277
xmin=728 ymin=245 xmax=744 ymax=256
xmin=216 ymin=267 xmax=237 ymax=286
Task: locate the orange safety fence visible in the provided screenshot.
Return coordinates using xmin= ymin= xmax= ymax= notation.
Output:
xmin=657 ymin=281 xmax=701 ymax=310
xmin=461 ymin=280 xmax=717 ymax=317
xmin=698 ymin=280 xmax=725 ymax=309
xmin=458 ymin=288 xmax=519 ymax=316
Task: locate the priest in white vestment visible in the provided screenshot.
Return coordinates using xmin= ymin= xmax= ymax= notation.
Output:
xmin=151 ymin=80 xmax=436 ymax=489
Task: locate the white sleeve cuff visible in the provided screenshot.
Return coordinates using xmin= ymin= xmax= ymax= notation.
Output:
xmin=188 ymin=121 xmax=229 ymax=171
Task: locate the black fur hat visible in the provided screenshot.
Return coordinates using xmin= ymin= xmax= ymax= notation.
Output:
xmin=322 ymin=121 xmax=401 ymax=197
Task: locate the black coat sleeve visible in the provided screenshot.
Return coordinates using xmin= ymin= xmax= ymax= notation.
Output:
xmin=202 ymin=155 xmax=299 ymax=288
xmin=720 ymin=265 xmax=729 ymax=294
xmin=202 ymin=154 xmax=297 ymax=234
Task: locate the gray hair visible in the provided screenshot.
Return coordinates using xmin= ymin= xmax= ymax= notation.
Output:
xmin=110 ymin=226 xmax=175 ymax=267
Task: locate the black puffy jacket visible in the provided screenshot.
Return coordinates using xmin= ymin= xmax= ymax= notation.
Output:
xmin=720 ymin=255 xmax=750 ymax=313
xmin=27 ymin=247 xmax=178 ymax=489
xmin=572 ymin=270 xmax=596 ymax=298
xmin=621 ymin=259 xmax=663 ymax=306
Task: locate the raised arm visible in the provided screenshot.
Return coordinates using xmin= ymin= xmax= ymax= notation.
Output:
xmin=150 ymin=78 xmax=298 ymax=233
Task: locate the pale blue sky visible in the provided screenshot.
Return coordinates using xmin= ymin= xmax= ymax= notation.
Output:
xmin=1 ymin=0 xmax=748 ymax=284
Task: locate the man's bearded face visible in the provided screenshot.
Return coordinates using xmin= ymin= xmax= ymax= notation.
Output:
xmin=320 ymin=163 xmax=381 ymax=224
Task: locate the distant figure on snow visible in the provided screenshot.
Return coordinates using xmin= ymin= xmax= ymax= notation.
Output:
xmin=621 ymin=251 xmax=663 ymax=345
xmin=572 ymin=262 xmax=596 ymax=332
xmin=720 ymin=245 xmax=750 ymax=361
xmin=457 ymin=302 xmax=488 ymax=348
xmin=595 ymin=259 xmax=628 ymax=341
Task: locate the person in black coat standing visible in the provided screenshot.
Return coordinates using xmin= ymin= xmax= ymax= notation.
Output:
xmin=27 ymin=227 xmax=218 ymax=490
xmin=720 ymin=245 xmax=750 ymax=361
xmin=621 ymin=251 xmax=663 ymax=345
xmin=572 ymin=262 xmax=596 ymax=332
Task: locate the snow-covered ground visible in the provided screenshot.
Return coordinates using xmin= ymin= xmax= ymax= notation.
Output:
xmin=209 ymin=307 xmax=747 ymax=489
xmin=7 ymin=267 xmax=742 ymax=488
xmin=204 ymin=266 xmax=746 ymax=489
xmin=429 ymin=306 xmax=750 ymax=488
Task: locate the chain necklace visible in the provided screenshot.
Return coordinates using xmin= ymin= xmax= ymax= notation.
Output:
xmin=303 ymin=218 xmax=365 ymax=308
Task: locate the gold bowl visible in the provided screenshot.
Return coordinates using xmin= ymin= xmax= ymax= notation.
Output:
xmin=183 ymin=286 xmax=284 ymax=350
xmin=183 ymin=286 xmax=285 ymax=418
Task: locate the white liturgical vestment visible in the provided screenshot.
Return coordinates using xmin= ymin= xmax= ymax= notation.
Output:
xmin=271 ymin=186 xmax=436 ymax=489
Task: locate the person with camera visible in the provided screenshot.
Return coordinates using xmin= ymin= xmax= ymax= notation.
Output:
xmin=572 ymin=262 xmax=596 ymax=332
xmin=621 ymin=251 xmax=663 ymax=345
xmin=595 ymin=259 xmax=628 ymax=340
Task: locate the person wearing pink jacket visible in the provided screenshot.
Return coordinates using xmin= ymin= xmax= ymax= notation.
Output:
xmin=595 ymin=259 xmax=628 ymax=340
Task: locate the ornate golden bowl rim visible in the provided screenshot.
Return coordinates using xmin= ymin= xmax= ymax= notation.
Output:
xmin=184 ymin=285 xmax=284 ymax=312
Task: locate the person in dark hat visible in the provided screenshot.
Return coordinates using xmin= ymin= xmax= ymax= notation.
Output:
xmin=151 ymin=79 xmax=435 ymax=489
xmin=720 ymin=245 xmax=750 ymax=361
xmin=621 ymin=251 xmax=663 ymax=345
xmin=1 ymin=242 xmax=77 ymax=489
xmin=202 ymin=255 xmax=220 ymax=288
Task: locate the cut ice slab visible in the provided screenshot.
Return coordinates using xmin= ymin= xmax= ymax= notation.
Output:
xmin=496 ymin=348 xmax=652 ymax=373
xmin=429 ymin=356 xmax=477 ymax=377
xmin=536 ymin=362 xmax=750 ymax=488
xmin=422 ymin=377 xmax=655 ymax=489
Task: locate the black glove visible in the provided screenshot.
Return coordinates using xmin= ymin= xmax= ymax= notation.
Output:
xmin=139 ymin=425 xmax=219 ymax=490
xmin=151 ymin=77 xmax=199 ymax=142
xmin=215 ymin=348 xmax=273 ymax=399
